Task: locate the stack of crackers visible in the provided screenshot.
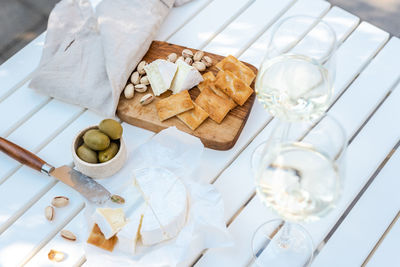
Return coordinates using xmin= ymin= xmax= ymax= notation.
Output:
xmin=155 ymin=55 xmax=256 ymax=130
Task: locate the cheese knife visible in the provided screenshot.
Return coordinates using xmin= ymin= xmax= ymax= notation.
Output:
xmin=0 ymin=137 xmax=111 ymax=205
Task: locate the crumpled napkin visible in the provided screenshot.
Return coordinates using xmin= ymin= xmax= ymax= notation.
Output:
xmin=29 ymin=0 xmax=190 ymax=117
xmin=84 ymin=127 xmax=233 ymax=266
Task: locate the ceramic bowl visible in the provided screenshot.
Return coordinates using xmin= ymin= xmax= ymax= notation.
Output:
xmin=71 ymin=125 xmax=127 ymax=179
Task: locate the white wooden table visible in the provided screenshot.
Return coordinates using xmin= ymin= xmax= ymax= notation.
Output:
xmin=0 ymin=0 xmax=399 ymax=266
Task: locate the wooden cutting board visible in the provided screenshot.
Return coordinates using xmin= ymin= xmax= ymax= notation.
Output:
xmin=117 ymin=41 xmax=257 ymax=150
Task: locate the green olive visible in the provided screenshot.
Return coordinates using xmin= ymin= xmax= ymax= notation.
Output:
xmin=99 ymin=119 xmax=123 ymax=140
xmin=76 ymin=144 xmax=98 ymax=163
xmin=98 ymin=142 xmax=119 ymax=163
xmin=83 ymin=129 xmax=110 ymax=151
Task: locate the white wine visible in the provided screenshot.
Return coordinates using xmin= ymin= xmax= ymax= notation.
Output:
xmin=256 ymin=142 xmax=341 ymax=222
xmin=256 ymin=54 xmax=332 ymax=121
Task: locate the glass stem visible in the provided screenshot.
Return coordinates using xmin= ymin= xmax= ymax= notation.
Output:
xmin=278 ymin=221 xmax=292 ymax=249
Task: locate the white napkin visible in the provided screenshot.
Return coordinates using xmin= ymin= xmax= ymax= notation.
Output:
xmin=29 ymin=0 xmax=189 ymax=117
xmin=84 ymin=127 xmax=233 ymax=266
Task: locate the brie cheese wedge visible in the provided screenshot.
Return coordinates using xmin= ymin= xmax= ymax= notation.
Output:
xmin=170 ymin=59 xmax=203 ymax=94
xmin=93 ymin=208 xmax=127 ymax=239
xmin=117 ymin=211 xmax=144 ymax=254
xmin=134 ymin=168 xmax=188 ymax=246
xmin=144 ymin=59 xmax=177 ymax=96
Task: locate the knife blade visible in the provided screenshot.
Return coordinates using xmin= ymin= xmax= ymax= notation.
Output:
xmin=50 ymin=166 xmax=111 ymax=204
xmin=0 ymin=137 xmax=111 ymax=205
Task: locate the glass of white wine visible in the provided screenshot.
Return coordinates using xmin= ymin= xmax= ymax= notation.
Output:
xmin=256 ymin=15 xmax=337 ymax=122
xmin=251 ymin=114 xmax=347 ymax=266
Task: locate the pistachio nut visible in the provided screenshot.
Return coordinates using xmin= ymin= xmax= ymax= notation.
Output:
xmin=192 ymin=61 xmax=206 ymax=72
xmin=124 ymin=84 xmax=135 ymax=99
xmin=193 ymin=51 xmax=204 ymax=62
xmin=48 ymin=250 xmax=65 ymax=262
xmin=137 ymin=60 xmax=147 ymax=75
xmin=45 ymin=206 xmax=54 ymax=221
xmin=140 ymin=94 xmax=155 ymax=105
xmin=51 ymin=196 xmax=69 ymax=208
xmin=182 ymin=49 xmax=193 ymax=58
xmin=60 ymin=229 xmax=76 ymax=241
xmin=135 ymin=84 xmax=148 ymax=93
xmin=130 ymin=71 xmax=140 ymax=85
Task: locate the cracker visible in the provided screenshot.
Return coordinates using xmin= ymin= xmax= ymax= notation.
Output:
xmin=156 ymin=90 xmax=194 ymax=121
xmin=216 ymin=55 xmax=256 ymax=86
xmin=195 ymin=87 xmax=231 ymax=124
xmin=87 ymin=224 xmax=118 ymax=252
xmin=177 ymin=101 xmax=209 ymax=130
xmin=198 ymin=80 xmax=237 ymax=110
xmin=215 ymin=70 xmax=253 ymax=106
xmin=197 ymin=72 xmax=216 ymax=91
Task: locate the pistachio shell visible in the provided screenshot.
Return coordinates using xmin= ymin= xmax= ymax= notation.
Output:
xmin=130 ymin=71 xmax=140 ymax=85
xmin=192 ymin=61 xmax=206 ymax=72
xmin=193 ymin=51 xmax=204 ymax=62
xmin=124 ymin=84 xmax=135 ymax=99
xmin=182 ymin=49 xmax=193 ymax=58
xmin=137 ymin=61 xmax=147 ymax=75
xmin=166 ymin=53 xmax=177 ymax=63
xmin=61 ymin=229 xmax=76 ymax=241
xmin=140 ymin=76 xmax=150 ymax=85
xmin=201 ymin=56 xmax=213 ymax=67
xmin=184 ymin=57 xmax=193 ymax=65
xmin=140 ymin=94 xmax=154 ymax=105
xmin=45 ymin=206 xmax=54 ymax=221
xmin=51 ymin=196 xmax=69 ymax=208
xmin=111 ymin=194 xmax=125 ymax=204
xmin=48 ymin=249 xmax=65 ymax=262
xmin=135 ymin=84 xmax=148 ymax=93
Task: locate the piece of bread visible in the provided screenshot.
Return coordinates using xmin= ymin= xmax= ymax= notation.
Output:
xmin=156 ymin=90 xmax=194 ymax=121
xmin=177 ymin=101 xmax=209 ymax=130
xmin=216 ymin=55 xmax=256 ymax=86
xmin=87 ymin=223 xmax=118 ymax=252
xmin=195 ymin=87 xmax=231 ymax=124
xmin=215 ymin=70 xmax=253 ymax=106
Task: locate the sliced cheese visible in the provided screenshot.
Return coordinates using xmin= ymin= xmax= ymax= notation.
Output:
xmin=170 ymin=59 xmax=203 ymax=94
xmin=144 ymin=59 xmax=177 ymax=96
xmin=134 ymin=168 xmax=188 ymax=246
xmin=93 ymin=208 xmax=127 ymax=239
xmin=117 ymin=212 xmax=144 ymax=255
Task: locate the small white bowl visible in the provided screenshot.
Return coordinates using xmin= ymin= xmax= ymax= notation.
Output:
xmin=72 ymin=126 xmax=127 ymax=179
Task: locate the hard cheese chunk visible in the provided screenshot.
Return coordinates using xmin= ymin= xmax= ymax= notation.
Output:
xmin=156 ymin=90 xmax=194 ymax=121
xmin=134 ymin=169 xmax=188 ymax=246
xmin=177 ymin=101 xmax=209 ymax=130
xmin=170 ymin=59 xmax=203 ymax=94
xmin=216 ymin=55 xmax=256 ymax=86
xmin=215 ymin=70 xmax=253 ymax=106
xmin=93 ymin=208 xmax=127 ymax=239
xmin=144 ymin=59 xmax=177 ymax=96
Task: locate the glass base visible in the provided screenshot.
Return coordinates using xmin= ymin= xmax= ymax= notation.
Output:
xmin=251 ymin=219 xmax=313 ymax=267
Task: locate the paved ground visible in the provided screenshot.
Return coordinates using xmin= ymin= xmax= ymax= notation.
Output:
xmin=0 ymin=0 xmax=399 ymax=65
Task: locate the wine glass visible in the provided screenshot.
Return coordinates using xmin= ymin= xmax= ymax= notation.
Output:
xmin=255 ymin=15 xmax=337 ymax=122
xmin=251 ymin=114 xmax=347 ymax=266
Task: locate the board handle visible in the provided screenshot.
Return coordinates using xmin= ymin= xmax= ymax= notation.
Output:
xmin=0 ymin=137 xmax=53 ymax=175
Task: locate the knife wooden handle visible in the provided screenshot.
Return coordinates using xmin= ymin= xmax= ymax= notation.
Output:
xmin=0 ymin=137 xmax=48 ymax=173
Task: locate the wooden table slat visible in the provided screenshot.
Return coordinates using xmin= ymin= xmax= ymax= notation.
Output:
xmin=366 ymin=211 xmax=400 ymax=267
xmin=0 ymin=33 xmax=45 ymax=101
xmin=168 ymin=0 xmax=255 ymax=48
xmin=203 ymin=0 xmax=297 ymax=57
xmin=0 ymin=100 xmax=83 ymax=183
xmin=311 ymin=85 xmax=400 ymax=266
